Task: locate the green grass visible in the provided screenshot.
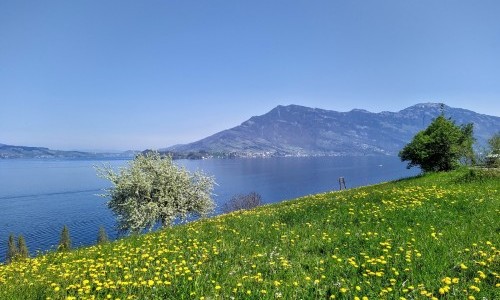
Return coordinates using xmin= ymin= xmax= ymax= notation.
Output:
xmin=1 ymin=168 xmax=499 ymax=299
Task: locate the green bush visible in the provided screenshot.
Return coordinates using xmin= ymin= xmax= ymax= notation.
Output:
xmin=58 ymin=225 xmax=71 ymax=252
xmin=97 ymin=226 xmax=109 ymax=245
xmin=485 ymin=132 xmax=500 ymax=168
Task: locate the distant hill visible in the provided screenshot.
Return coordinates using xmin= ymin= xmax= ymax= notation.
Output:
xmin=164 ymin=103 xmax=500 ymax=157
xmin=0 ymin=144 xmax=138 ymax=159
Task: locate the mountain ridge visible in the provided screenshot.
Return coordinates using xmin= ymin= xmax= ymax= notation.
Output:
xmin=163 ymin=103 xmax=500 ymax=158
xmin=0 ymin=143 xmax=138 ymax=159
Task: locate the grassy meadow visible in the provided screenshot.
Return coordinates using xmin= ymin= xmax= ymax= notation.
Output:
xmin=0 ymin=168 xmax=499 ymax=299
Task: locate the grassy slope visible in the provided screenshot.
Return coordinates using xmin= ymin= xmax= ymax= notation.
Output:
xmin=0 ymin=169 xmax=499 ymax=299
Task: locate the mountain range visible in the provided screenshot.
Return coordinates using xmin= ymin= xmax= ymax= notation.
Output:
xmin=0 ymin=143 xmax=137 ymax=159
xmin=3 ymin=103 xmax=498 ymax=159
xmin=164 ymin=103 xmax=500 ymax=158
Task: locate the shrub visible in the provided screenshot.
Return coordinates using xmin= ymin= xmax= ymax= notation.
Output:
xmin=222 ymin=192 xmax=263 ymax=213
xmin=17 ymin=235 xmax=29 ymax=259
xmin=97 ymin=226 xmax=109 ymax=245
xmin=6 ymin=234 xmax=18 ymax=264
xmin=58 ymin=225 xmax=71 ymax=252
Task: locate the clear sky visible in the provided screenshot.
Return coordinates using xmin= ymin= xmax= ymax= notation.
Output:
xmin=1 ymin=1 xmax=499 ymax=151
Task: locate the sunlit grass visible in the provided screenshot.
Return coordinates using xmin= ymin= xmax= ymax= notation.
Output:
xmin=0 ymin=168 xmax=498 ymax=299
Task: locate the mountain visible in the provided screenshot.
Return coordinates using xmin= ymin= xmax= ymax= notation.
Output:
xmin=0 ymin=144 xmax=138 ymax=159
xmin=164 ymin=103 xmax=500 ymax=157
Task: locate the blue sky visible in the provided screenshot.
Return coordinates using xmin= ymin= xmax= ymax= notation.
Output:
xmin=1 ymin=1 xmax=499 ymax=151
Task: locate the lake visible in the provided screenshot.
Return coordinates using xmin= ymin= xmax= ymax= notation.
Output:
xmin=0 ymin=156 xmax=419 ymax=261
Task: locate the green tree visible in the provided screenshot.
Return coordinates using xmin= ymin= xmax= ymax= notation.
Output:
xmin=485 ymin=132 xmax=500 ymax=167
xmin=17 ymin=235 xmax=29 ymax=259
xmin=58 ymin=225 xmax=71 ymax=251
xmin=96 ymin=151 xmax=215 ymax=234
xmin=488 ymin=132 xmax=500 ymax=154
xmin=458 ymin=123 xmax=476 ymax=166
xmin=97 ymin=226 xmax=109 ymax=245
xmin=6 ymin=234 xmax=18 ymax=263
xmin=399 ymin=115 xmax=475 ymax=172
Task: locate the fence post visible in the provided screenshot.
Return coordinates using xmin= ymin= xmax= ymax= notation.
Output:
xmin=339 ymin=177 xmax=346 ymax=190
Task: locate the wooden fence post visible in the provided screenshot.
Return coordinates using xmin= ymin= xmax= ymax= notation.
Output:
xmin=339 ymin=177 xmax=346 ymax=190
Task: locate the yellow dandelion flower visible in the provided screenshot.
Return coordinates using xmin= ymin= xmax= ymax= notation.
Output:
xmin=469 ymin=285 xmax=480 ymax=292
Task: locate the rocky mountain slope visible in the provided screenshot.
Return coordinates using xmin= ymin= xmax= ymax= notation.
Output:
xmin=165 ymin=103 xmax=500 ymax=157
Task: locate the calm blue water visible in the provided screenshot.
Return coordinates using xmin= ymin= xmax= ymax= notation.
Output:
xmin=0 ymin=156 xmax=419 ymax=261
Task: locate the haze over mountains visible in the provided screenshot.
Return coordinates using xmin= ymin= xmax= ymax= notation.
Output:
xmin=164 ymin=103 xmax=500 ymax=158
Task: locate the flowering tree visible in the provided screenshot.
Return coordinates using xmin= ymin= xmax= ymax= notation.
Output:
xmin=97 ymin=152 xmax=215 ymax=234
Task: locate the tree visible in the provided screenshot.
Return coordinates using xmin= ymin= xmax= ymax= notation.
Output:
xmin=488 ymin=132 xmax=500 ymax=154
xmin=97 ymin=226 xmax=109 ymax=245
xmin=222 ymin=192 xmax=263 ymax=213
xmin=17 ymin=235 xmax=29 ymax=259
xmin=96 ymin=151 xmax=215 ymax=234
xmin=6 ymin=234 xmax=18 ymax=263
xmin=58 ymin=225 xmax=71 ymax=251
xmin=485 ymin=132 xmax=500 ymax=168
xmin=399 ymin=115 xmax=475 ymax=172
xmin=458 ymin=123 xmax=476 ymax=166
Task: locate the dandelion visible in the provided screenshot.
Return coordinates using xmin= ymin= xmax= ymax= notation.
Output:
xmin=469 ymin=285 xmax=480 ymax=292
